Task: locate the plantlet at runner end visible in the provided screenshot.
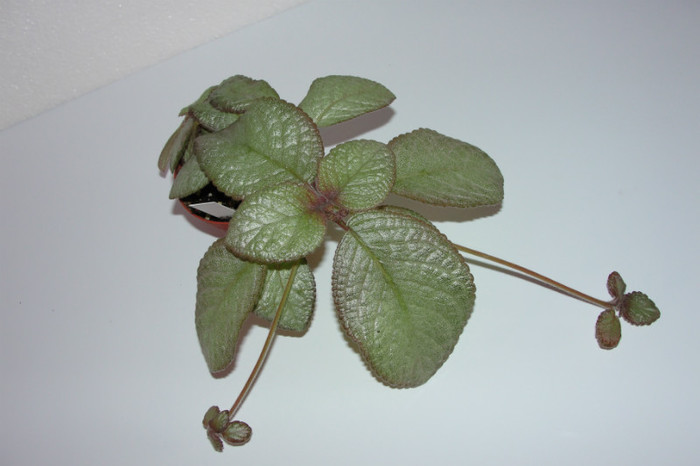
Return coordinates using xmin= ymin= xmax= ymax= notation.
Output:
xmin=157 ymin=74 xmax=660 ymax=451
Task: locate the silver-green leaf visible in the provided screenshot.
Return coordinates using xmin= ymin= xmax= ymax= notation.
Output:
xmin=208 ymin=75 xmax=279 ymax=113
xmin=595 ymin=309 xmax=622 ymax=350
xmin=196 ymin=239 xmax=266 ymax=373
xmin=187 ymin=86 xmax=240 ymax=132
xmin=316 ymin=139 xmax=395 ymax=211
xmin=196 ymin=98 xmax=323 ymax=199
xmin=222 ymin=421 xmax=252 ymax=446
xmin=169 ymin=151 xmax=210 ymax=199
xmin=332 ymin=209 xmax=475 ymax=387
xmin=254 ymin=260 xmax=316 ymax=332
xmin=226 ymin=183 xmax=326 ymax=264
xmin=620 ymin=292 xmax=661 ymax=326
xmin=389 ymin=128 xmax=504 ymax=207
xmin=607 ymin=271 xmax=627 ymax=300
xmin=299 ymin=75 xmax=395 ymax=127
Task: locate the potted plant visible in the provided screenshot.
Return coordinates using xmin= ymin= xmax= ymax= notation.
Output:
xmin=158 ymin=74 xmax=660 ymax=451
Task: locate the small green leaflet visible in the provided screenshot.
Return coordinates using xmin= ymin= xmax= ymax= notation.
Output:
xmin=196 ymin=98 xmax=324 ymax=199
xmin=221 ymin=421 xmax=252 ymax=446
xmin=332 ymin=209 xmax=475 ymax=387
xmin=203 ymin=406 xmax=252 ymax=450
xmin=389 ymin=128 xmax=504 ymax=207
xmin=620 ymin=292 xmax=661 ymax=326
xmin=226 ymin=183 xmax=327 ymax=264
xmin=299 ymin=75 xmax=396 ymax=127
xmin=317 ymin=139 xmax=395 ymax=211
xmin=196 ymin=239 xmax=266 ymax=373
xmin=595 ymin=309 xmax=622 ymax=350
xmin=254 ymin=260 xmax=316 ymax=332
xmin=607 ymin=271 xmax=627 ymax=300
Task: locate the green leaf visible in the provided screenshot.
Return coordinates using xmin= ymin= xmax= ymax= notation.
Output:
xmin=196 ymin=239 xmax=266 ymax=373
xmin=226 ymin=184 xmax=326 ymax=264
xmin=208 ymin=75 xmax=280 ymax=113
xmin=332 ymin=209 xmax=475 ymax=387
xmin=317 ymin=139 xmax=395 ymax=211
xmin=158 ymin=116 xmax=196 ymax=172
xmin=388 ymin=128 xmax=504 ymax=207
xmin=254 ymin=260 xmax=316 ymax=332
xmin=169 ymin=150 xmax=210 ymax=199
xmin=196 ymin=98 xmax=324 ymax=199
xmin=222 ymin=421 xmax=252 ymax=446
xmin=374 ymin=204 xmax=429 ymax=223
xmin=187 ymin=85 xmax=240 ymax=132
xmin=620 ymin=292 xmax=661 ymax=326
xmin=209 ymin=409 xmax=231 ymax=434
xmin=299 ymin=75 xmax=395 ymax=127
xmin=202 ymin=406 xmax=221 ymax=428
xmin=607 ymin=271 xmax=626 ymax=300
xmin=595 ymin=309 xmax=622 ymax=350
xmin=207 ymin=431 xmax=224 ymax=452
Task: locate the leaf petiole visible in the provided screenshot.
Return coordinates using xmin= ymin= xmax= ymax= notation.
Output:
xmin=228 ymin=262 xmax=299 ymax=419
xmin=453 ymin=243 xmax=614 ymax=309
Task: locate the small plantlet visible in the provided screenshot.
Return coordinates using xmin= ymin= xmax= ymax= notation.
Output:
xmin=157 ymin=75 xmax=660 ymax=451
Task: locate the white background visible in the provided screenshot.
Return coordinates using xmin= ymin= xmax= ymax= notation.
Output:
xmin=2 ymin=1 xmax=699 ymax=464
xmin=1 ymin=0 xmax=310 ymax=129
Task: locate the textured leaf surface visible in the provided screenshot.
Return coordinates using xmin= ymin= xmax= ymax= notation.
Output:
xmin=208 ymin=75 xmax=279 ymax=113
xmin=332 ymin=209 xmax=475 ymax=387
xmin=299 ymin=75 xmax=395 ymax=127
xmin=620 ymin=292 xmax=661 ymax=326
xmin=169 ymin=152 xmax=210 ymax=199
xmin=207 ymin=431 xmax=224 ymax=452
xmin=254 ymin=260 xmax=316 ymax=332
xmin=317 ymin=139 xmax=395 ymax=210
xmin=196 ymin=98 xmax=323 ymax=199
xmin=374 ymin=204 xmax=429 ymax=222
xmin=226 ymin=184 xmax=326 ymax=263
xmin=208 ymin=408 xmax=231 ymax=433
xmin=222 ymin=421 xmax=252 ymax=446
xmin=187 ymin=86 xmax=240 ymax=132
xmin=389 ymin=128 xmax=504 ymax=207
xmin=196 ymin=240 xmax=266 ymax=373
xmin=595 ymin=309 xmax=622 ymax=349
xmin=607 ymin=271 xmax=627 ymax=300
xmin=203 ymin=406 xmax=221 ymax=428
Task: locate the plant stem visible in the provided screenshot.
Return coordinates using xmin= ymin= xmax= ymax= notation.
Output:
xmin=453 ymin=243 xmax=613 ymax=309
xmin=228 ymin=263 xmax=299 ymax=419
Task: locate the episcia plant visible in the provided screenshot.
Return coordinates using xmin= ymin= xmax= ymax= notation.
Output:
xmin=157 ymin=75 xmax=661 ymax=451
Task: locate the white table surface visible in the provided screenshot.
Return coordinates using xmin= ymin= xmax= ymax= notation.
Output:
xmin=2 ymin=1 xmax=699 ymax=464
